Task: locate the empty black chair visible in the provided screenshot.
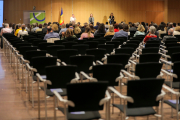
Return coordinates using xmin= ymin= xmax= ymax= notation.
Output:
xmin=32 ymin=40 xmax=47 ymax=46
xmin=141 ymin=47 xmax=159 ymax=54
xmin=174 ymin=35 xmax=180 ymax=42
xmin=70 ymin=55 xmax=94 ymax=73
xmin=86 ymin=49 xmax=106 ymax=62
xmin=104 ymin=35 xmax=114 ymax=41
xmin=139 ymin=53 xmax=161 ymax=63
xmin=54 ymin=82 xmax=109 ymax=120
xmin=57 ymin=49 xmax=78 ymax=64
xmin=111 ymin=79 xmax=164 ymax=119
xmin=62 ymin=42 xmax=78 ymax=49
xmin=107 ymin=54 xmax=130 ymax=68
xmin=121 ymin=43 xmax=138 ymax=50
xmin=112 ymin=38 xmax=126 ymax=45
xmin=171 ymin=52 xmax=180 ymax=63
xmin=106 ymin=41 xmax=121 ymax=48
xmin=166 ymin=43 xmax=180 ymax=49
xmin=135 ymin=62 xmax=163 ymax=79
xmin=26 ymin=50 xmax=47 ymax=66
xmin=74 ymin=40 xmax=87 ymax=44
xmin=28 ymin=38 xmax=42 ymax=43
xmin=54 ymin=40 xmax=67 ymax=45
xmin=145 ymin=43 xmax=160 ymax=48
xmin=115 ymin=48 xmax=134 ymax=55
xmin=47 ymin=45 xmax=65 ymax=57
xmin=84 ymin=41 xmax=98 ymax=49
xmin=146 ymin=40 xmax=160 ymax=44
xmin=160 ymin=33 xmax=168 ymax=39
xmin=93 ymin=39 xmax=106 ymax=44
xmin=16 ymin=43 xmax=32 ymax=50
xmin=126 ymin=40 xmax=140 ymax=45
xmin=166 ymin=38 xmax=178 ymax=41
xmin=98 ymin=44 xmax=114 ymax=54
xmin=166 ymin=47 xmax=180 ymax=57
xmin=72 ymin=44 xmax=89 ymax=55
xmin=19 ymin=46 xmax=38 ymax=59
xmin=38 ymin=43 xmax=54 ymax=50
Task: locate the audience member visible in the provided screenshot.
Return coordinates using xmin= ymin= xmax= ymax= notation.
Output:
xmin=32 ymin=23 xmax=39 ymax=32
xmin=173 ymin=26 xmax=180 ymax=35
xmin=129 ymin=23 xmax=137 ymax=32
xmin=44 ymin=26 xmax=60 ymax=40
xmin=94 ymin=22 xmax=100 ymax=30
xmin=42 ymin=23 xmax=48 ymax=34
xmin=80 ymin=26 xmax=94 ymax=40
xmin=114 ymin=23 xmax=119 ymax=32
xmin=1 ymin=23 xmax=12 ymax=36
xmin=162 ymin=28 xmax=176 ymax=42
xmin=157 ymin=24 xmax=166 ymax=38
xmin=134 ymin=24 xmax=145 ymax=37
xmin=74 ymin=24 xmax=81 ymax=34
xmin=104 ymin=25 xmax=115 ymax=37
xmin=80 ymin=23 xmax=88 ymax=33
xmin=105 ymin=22 xmax=109 ymax=29
xmin=26 ymin=24 xmax=31 ymax=32
xmin=143 ymin=26 xmax=157 ymax=43
xmin=35 ymin=24 xmax=43 ymax=33
xmin=59 ymin=24 xmax=68 ymax=35
xmin=111 ymin=24 xmax=128 ymax=40
xmin=69 ymin=23 xmax=73 ymax=29
xmin=172 ymin=23 xmax=176 ymax=31
xmin=94 ymin=23 xmax=106 ymax=36
xmin=14 ymin=24 xmax=23 ymax=36
xmin=89 ymin=24 xmax=96 ymax=34
xmin=18 ymin=24 xmax=28 ymax=38
xmin=52 ymin=24 xmax=59 ymax=33
xmin=61 ymin=28 xmax=77 ymax=40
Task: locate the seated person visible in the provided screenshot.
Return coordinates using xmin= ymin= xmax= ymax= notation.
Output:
xmin=94 ymin=23 xmax=106 ymax=36
xmin=89 ymin=24 xmax=96 ymax=34
xmin=134 ymin=24 xmax=145 ymax=37
xmin=35 ymin=24 xmax=43 ymax=33
xmin=173 ymin=26 xmax=180 ymax=35
xmin=61 ymin=28 xmax=77 ymax=40
xmin=43 ymin=26 xmax=60 ymax=40
xmin=143 ymin=26 xmax=157 ymax=43
xmin=129 ymin=23 xmax=137 ymax=32
xmin=114 ymin=23 xmax=119 ymax=32
xmin=18 ymin=24 xmax=28 ymax=38
xmin=163 ymin=28 xmax=176 ymax=42
xmin=111 ymin=24 xmax=128 ymax=40
xmin=104 ymin=25 xmax=115 ymax=37
xmin=80 ymin=26 xmax=94 ymax=40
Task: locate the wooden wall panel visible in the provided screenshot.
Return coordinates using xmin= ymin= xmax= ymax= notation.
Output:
xmin=168 ymin=0 xmax=180 ymax=23
xmin=4 ymin=0 xmax=165 ymax=25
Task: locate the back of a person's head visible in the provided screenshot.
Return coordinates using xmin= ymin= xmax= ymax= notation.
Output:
xmin=4 ymin=23 xmax=9 ymax=28
xmin=48 ymin=22 xmax=51 ymax=26
xmin=175 ymin=26 xmax=180 ymax=32
xmin=21 ymin=24 xmax=25 ymax=31
xmin=65 ymin=28 xmax=74 ymax=37
xmin=137 ymin=24 xmax=145 ymax=32
xmin=106 ymin=22 xmax=108 ymax=25
xmin=131 ymin=23 xmax=135 ymax=27
xmin=109 ymin=25 xmax=114 ymax=32
xmin=114 ymin=23 xmax=118 ymax=29
xmin=85 ymin=26 xmax=91 ymax=33
xmin=9 ymin=23 xmax=12 ymax=27
xmin=44 ymin=23 xmax=48 ymax=27
xmin=52 ymin=24 xmax=58 ymax=31
xmin=98 ymin=23 xmax=105 ymax=33
xmin=12 ymin=24 xmax=16 ymax=29
xmin=173 ymin=23 xmax=176 ymax=27
xmin=61 ymin=24 xmax=66 ymax=28
xmin=47 ymin=26 xmax=52 ymax=32
xmin=158 ymin=24 xmax=164 ymax=31
xmin=123 ymin=24 xmax=129 ymax=32
xmin=66 ymin=24 xmax=69 ymax=28
xmin=96 ymin=22 xmax=100 ymax=26
xmin=89 ymin=24 xmax=94 ymax=30
xmin=84 ymin=22 xmax=88 ymax=26
xmin=146 ymin=23 xmax=148 ymax=26
xmin=36 ymin=23 xmax=38 ymax=27
xmin=141 ymin=22 xmax=145 ymax=27
xmin=168 ymin=28 xmax=174 ymax=35
xmin=39 ymin=24 xmax=42 ymax=28
xmin=178 ymin=23 xmax=180 ymax=26
xmin=77 ymin=22 xmax=80 ymax=25
xmin=118 ymin=24 xmax=123 ymax=30
xmin=149 ymin=26 xmax=156 ymax=34
xmin=18 ymin=24 xmax=22 ymax=28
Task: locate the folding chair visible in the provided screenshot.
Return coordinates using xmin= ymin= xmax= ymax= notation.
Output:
xmin=98 ymin=44 xmax=114 ymax=54
xmin=38 ymin=43 xmax=54 ymax=50
xmin=62 ymin=42 xmax=78 ymax=49
xmin=86 ymin=49 xmax=106 ymax=62
xmin=84 ymin=41 xmax=98 ymax=49
xmin=72 ymin=44 xmax=89 ymax=55
xmin=46 ymin=45 xmax=65 ymax=57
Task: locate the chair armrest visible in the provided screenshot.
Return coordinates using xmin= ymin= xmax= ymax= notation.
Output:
xmin=70 ymin=72 xmax=80 ymax=83
xmin=57 ymin=59 xmax=61 ymax=62
xmin=101 ymin=55 xmax=107 ymax=61
xmin=80 ymin=71 xmax=97 ymax=82
xmin=161 ymin=69 xmax=177 ymax=78
xmin=160 ymin=59 xmax=173 ymax=66
xmin=26 ymin=63 xmax=37 ymax=72
xmin=115 ymin=72 xmax=124 ymax=82
xmin=108 ymin=87 xmax=134 ymax=103
xmin=121 ymin=69 xmax=140 ymax=80
xmin=156 ymin=72 xmax=164 ymax=79
xmin=61 ymin=62 xmax=67 ymax=66
xmin=53 ymin=91 xmax=75 ymax=107
xmin=156 ymin=90 xmax=166 ymax=101
xmin=111 ymin=51 xmax=115 ymax=55
xmin=160 ymin=45 xmax=166 ymax=48
xmin=129 ymin=60 xmax=137 ymax=65
xmin=20 ymin=56 xmax=30 ymax=63
xmin=163 ymin=85 xmax=180 ymax=96
xmin=36 ymin=73 xmax=52 ymax=85
xmin=133 ymin=53 xmax=139 ymax=58
xmin=96 ymin=60 xmax=103 ymax=65
xmin=99 ymin=90 xmax=111 ymax=105
xmin=93 ymin=61 xmax=96 ymax=66
xmin=159 ymin=53 xmax=171 ymax=59
xmin=46 ymin=53 xmax=53 ymax=57
xmin=160 ymin=48 xmax=168 ymax=53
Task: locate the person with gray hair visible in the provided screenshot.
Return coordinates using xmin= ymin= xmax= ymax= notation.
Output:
xmin=143 ymin=26 xmax=157 ymax=43
xmin=1 ymin=23 xmax=12 ymax=36
xmin=162 ymin=28 xmax=176 ymax=42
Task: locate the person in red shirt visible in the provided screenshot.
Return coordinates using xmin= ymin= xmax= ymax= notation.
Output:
xmin=143 ymin=26 xmax=157 ymax=43
xmin=114 ymin=23 xmax=119 ymax=32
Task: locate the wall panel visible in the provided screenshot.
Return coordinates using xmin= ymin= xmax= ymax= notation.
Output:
xmin=4 ymin=0 xmax=165 ymax=25
xmin=168 ymin=0 xmax=180 ymax=23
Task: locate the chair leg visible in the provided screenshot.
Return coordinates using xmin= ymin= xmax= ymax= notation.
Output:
xmin=176 ymin=96 xmax=179 ymax=120
xmin=112 ymin=93 xmax=114 ymax=114
xmin=37 ymin=76 xmax=40 ymax=119
xmin=156 ymin=106 xmax=159 ymax=120
xmin=54 ymin=96 xmax=57 ymax=120
xmin=161 ymin=99 xmax=164 ymax=120
xmin=44 ymin=82 xmax=47 ymax=120
xmin=32 ymin=80 xmax=34 ymax=108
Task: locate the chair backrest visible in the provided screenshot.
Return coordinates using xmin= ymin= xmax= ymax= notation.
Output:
xmin=139 ymin=53 xmax=161 ymax=63
xmin=57 ymin=49 xmax=78 ymax=64
xmin=32 ymin=40 xmax=47 ymax=46
xmin=160 ymin=33 xmax=168 ymax=39
xmin=84 ymin=41 xmax=98 ymax=49
xmin=107 ymin=54 xmax=130 ymax=68
xmin=93 ymin=64 xmax=123 ymax=86
xmin=70 ymin=55 xmax=94 ymax=73
xmin=104 ymin=35 xmax=114 ymax=41
xmin=74 ymin=40 xmax=87 ymax=44
xmin=127 ymin=79 xmax=164 ymax=108
xmin=142 ymin=47 xmax=159 ymax=54
xmin=47 ymin=45 xmax=65 ymax=56
xmin=86 ymin=49 xmax=106 ymax=61
xmin=19 ymin=46 xmax=38 ymax=59
xmin=106 ymin=41 xmax=121 ymax=48
xmin=121 ymin=43 xmax=138 ymax=50
xmin=62 ymin=42 xmax=78 ymax=49
xmin=172 ymin=52 xmax=180 ymax=63
xmin=166 ymin=38 xmax=178 ymax=41
xmin=54 ymin=40 xmax=67 ymax=45
xmin=173 ymin=61 xmax=180 ymax=82
xmin=145 ymin=43 xmax=160 ymax=48
xmin=28 ymin=38 xmax=42 ymax=43
xmin=115 ymin=48 xmax=134 ymax=55
xmin=165 ymin=40 xmax=178 ymax=44
xmin=112 ymin=38 xmax=126 ymax=45
xmin=98 ymin=44 xmax=114 ymax=54
xmin=38 ymin=43 xmax=54 ymax=50
xmin=167 ymin=47 xmax=180 ymax=56
xmin=135 ymin=62 xmax=162 ymax=79
xmin=174 ymin=35 xmax=180 ymax=42
xmin=46 ymin=65 xmax=77 ymax=89
xmin=146 ymin=40 xmax=160 ymax=44
xmin=93 ymin=39 xmax=106 ymax=44
xmin=26 ymin=50 xmax=47 ymax=65
xmin=67 ymin=82 xmax=108 ymax=112
xmin=16 ymin=43 xmax=32 ymax=50
xmin=166 ymin=43 xmax=180 ymax=49
xmin=72 ymin=44 xmax=89 ymax=55
xmin=126 ymin=40 xmax=140 ymax=45
xmin=32 ymin=56 xmax=57 ymax=75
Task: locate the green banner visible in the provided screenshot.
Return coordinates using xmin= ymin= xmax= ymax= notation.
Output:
xmin=30 ymin=12 xmax=45 ymax=25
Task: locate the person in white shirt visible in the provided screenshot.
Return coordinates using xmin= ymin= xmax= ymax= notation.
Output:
xmin=18 ymin=24 xmax=28 ymax=38
xmin=70 ymin=14 xmax=76 ymax=23
xmin=173 ymin=26 xmax=180 ymax=36
xmin=1 ymin=23 xmax=12 ymax=36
